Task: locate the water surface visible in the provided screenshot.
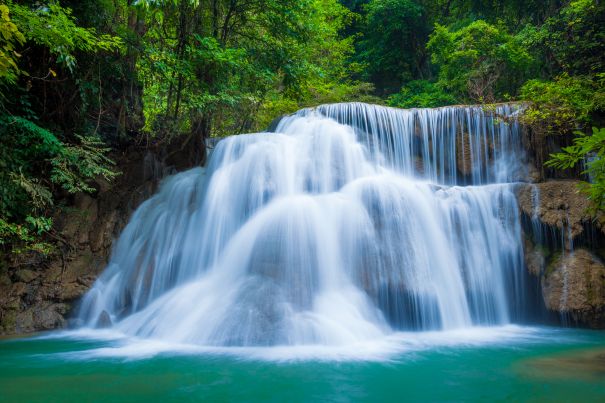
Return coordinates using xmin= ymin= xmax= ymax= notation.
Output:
xmin=1 ymin=326 xmax=604 ymax=402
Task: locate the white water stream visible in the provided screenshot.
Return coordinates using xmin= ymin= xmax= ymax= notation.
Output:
xmin=78 ymin=103 xmax=530 ymax=347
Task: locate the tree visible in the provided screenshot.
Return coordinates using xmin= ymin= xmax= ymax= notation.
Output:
xmin=136 ymin=0 xmax=361 ymax=144
xmin=428 ymin=20 xmax=533 ymax=103
xmin=0 ymin=1 xmax=121 ymax=254
xmin=520 ymin=74 xmax=605 ymax=137
xmin=423 ymin=0 xmax=562 ymax=27
xmin=387 ymin=79 xmax=456 ymax=108
xmin=358 ymin=0 xmax=429 ymax=94
xmin=0 ymin=4 xmax=25 ymax=87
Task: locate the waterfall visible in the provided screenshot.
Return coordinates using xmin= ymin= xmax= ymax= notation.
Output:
xmin=78 ymin=103 xmax=530 ymax=346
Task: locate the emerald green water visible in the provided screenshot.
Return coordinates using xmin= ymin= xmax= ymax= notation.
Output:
xmin=1 ymin=326 xmax=604 ymax=402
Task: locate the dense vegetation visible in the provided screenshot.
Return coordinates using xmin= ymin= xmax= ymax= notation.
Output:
xmin=1 ymin=0 xmax=604 ymax=254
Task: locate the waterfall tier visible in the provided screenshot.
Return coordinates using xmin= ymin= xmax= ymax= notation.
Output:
xmin=78 ymin=103 xmax=529 ymax=346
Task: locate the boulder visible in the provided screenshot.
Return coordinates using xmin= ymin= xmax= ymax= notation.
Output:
xmin=542 ymin=249 xmax=605 ymax=328
xmin=14 ymin=269 xmax=39 ymax=283
xmin=32 ymin=303 xmax=69 ymax=331
xmin=57 ymin=282 xmax=90 ymax=301
xmin=523 ymin=237 xmax=545 ymax=276
xmin=519 ymin=181 xmax=605 ymax=328
xmin=96 ymin=310 xmax=112 ymax=328
xmin=517 ymin=181 xmax=594 ymax=249
xmin=456 ymin=132 xmax=473 ymax=176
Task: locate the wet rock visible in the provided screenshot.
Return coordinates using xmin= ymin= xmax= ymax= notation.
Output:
xmin=96 ymin=310 xmax=112 ymax=328
xmin=58 ymin=282 xmax=90 ymax=301
xmin=34 ymin=304 xmax=69 ymax=331
xmin=13 ymin=303 xmax=70 ymax=333
xmin=542 ymin=249 xmax=605 ymax=328
xmin=0 ymin=145 xmax=191 ymax=337
xmin=77 ymin=275 xmax=97 ymax=288
xmin=14 ymin=269 xmax=39 ymax=283
xmin=94 ymin=176 xmax=112 ymax=193
xmin=90 ymin=210 xmax=118 ymax=253
xmin=524 ymin=237 xmax=545 ymax=276
xmin=517 ymin=181 xmax=593 ymax=248
xmin=15 ymin=310 xmax=34 ymax=333
xmin=10 ymin=282 xmax=28 ymax=297
xmin=525 ymin=163 xmax=541 ymax=183
xmin=55 ymin=197 xmax=99 ymax=250
xmin=0 ymin=273 xmax=12 ymax=287
xmin=456 ymin=132 xmax=473 ymax=176
xmin=519 ymin=180 xmax=605 ymax=328
xmin=414 ymin=157 xmax=425 ymax=175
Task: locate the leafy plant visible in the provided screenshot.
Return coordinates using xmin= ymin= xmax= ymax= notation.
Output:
xmin=520 ymin=74 xmax=605 ymax=136
xmin=0 ymin=4 xmax=25 ymax=86
xmin=358 ymin=0 xmax=428 ymax=93
xmin=546 ymin=127 xmax=605 ymax=213
xmin=0 ymin=116 xmax=117 ymax=253
xmin=8 ymin=1 xmax=123 ymax=73
xmin=428 ymin=20 xmax=533 ymax=103
xmin=387 ymin=80 xmax=457 ymax=108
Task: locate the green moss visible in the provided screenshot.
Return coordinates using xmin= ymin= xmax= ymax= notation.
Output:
xmin=0 ymin=309 xmax=17 ymax=333
xmin=544 ymin=252 xmax=562 ymax=279
xmin=585 ymin=268 xmax=595 ymax=303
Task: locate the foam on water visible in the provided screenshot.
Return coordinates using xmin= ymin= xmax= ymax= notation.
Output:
xmin=44 ymin=325 xmax=561 ymax=362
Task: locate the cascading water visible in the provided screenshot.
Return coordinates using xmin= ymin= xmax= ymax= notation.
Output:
xmin=78 ymin=102 xmax=532 ymax=347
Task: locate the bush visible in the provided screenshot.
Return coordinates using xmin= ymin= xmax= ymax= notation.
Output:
xmin=387 ymin=80 xmax=458 ymax=108
xmin=520 ymin=74 xmax=605 ymax=136
xmin=546 ymin=127 xmax=605 ymax=213
xmin=428 ymin=20 xmax=533 ymax=103
xmin=0 ymin=116 xmax=117 ymax=253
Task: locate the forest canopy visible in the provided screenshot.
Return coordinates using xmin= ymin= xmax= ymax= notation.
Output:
xmin=1 ymin=0 xmax=604 ymax=253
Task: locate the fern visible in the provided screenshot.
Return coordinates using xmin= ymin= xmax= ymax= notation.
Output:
xmin=9 ymin=172 xmax=53 ymax=210
xmin=50 ymin=134 xmax=119 ymax=194
xmin=546 ymin=127 xmax=605 ymax=213
xmin=0 ymin=115 xmax=118 ymax=255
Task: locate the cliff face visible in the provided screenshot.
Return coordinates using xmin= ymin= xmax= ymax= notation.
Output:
xmin=0 ymin=149 xmax=180 ymax=335
xmin=543 ymin=250 xmax=605 ymax=328
xmin=517 ymin=181 xmax=605 ymax=328
xmin=516 ymin=181 xmax=597 ymax=247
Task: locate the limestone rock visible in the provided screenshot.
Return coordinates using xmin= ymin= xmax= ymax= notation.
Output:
xmin=14 ymin=310 xmax=34 ymax=333
xmin=456 ymin=132 xmax=473 ymax=176
xmin=90 ymin=210 xmax=118 ymax=253
xmin=523 ymin=237 xmax=545 ymax=276
xmin=542 ymin=249 xmax=605 ymax=328
xmin=521 ymin=163 xmax=541 ymax=183
xmin=14 ymin=269 xmax=39 ymax=283
xmin=96 ymin=310 xmax=112 ymax=328
xmin=517 ymin=181 xmax=593 ymax=248
xmin=58 ymin=282 xmax=90 ymax=301
xmin=10 ymin=282 xmax=28 ymax=297
xmin=0 ymin=273 xmax=12 ymax=287
xmin=0 ymin=146 xmax=183 ymax=336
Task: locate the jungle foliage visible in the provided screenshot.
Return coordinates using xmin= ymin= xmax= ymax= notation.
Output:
xmin=546 ymin=127 xmax=605 ymax=214
xmin=1 ymin=0 xmax=605 ymax=253
xmin=0 ymin=0 xmax=368 ymax=254
xmin=347 ymin=0 xmax=604 ymax=210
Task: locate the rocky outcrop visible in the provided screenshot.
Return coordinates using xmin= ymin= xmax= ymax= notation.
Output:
xmin=542 ymin=249 xmax=605 ymax=328
xmin=456 ymin=132 xmax=473 ymax=176
xmin=517 ymin=180 xmax=601 ymax=249
xmin=517 ymin=180 xmax=605 ymax=328
xmin=0 ymin=148 xmax=184 ymax=335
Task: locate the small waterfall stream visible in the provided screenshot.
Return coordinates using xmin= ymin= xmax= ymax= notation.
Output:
xmin=78 ymin=103 xmax=532 ymax=346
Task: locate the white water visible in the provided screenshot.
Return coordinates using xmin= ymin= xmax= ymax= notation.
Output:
xmin=78 ymin=103 xmax=530 ymax=347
